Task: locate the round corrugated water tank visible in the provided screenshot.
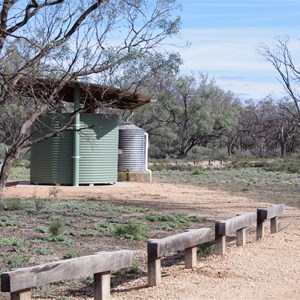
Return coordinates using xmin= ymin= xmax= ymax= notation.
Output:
xmin=30 ymin=113 xmax=119 ymax=185
xmin=118 ymin=124 xmax=145 ymax=172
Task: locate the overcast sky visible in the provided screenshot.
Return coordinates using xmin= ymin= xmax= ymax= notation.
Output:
xmin=173 ymin=0 xmax=300 ymax=101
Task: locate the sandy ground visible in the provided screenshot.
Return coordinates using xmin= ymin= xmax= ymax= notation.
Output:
xmin=4 ymin=181 xmax=300 ymax=299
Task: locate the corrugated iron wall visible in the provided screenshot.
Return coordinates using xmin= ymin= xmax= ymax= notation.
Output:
xmin=30 ymin=113 xmax=118 ymax=185
xmin=79 ymin=114 xmax=118 ymax=184
xmin=30 ymin=114 xmax=73 ymax=184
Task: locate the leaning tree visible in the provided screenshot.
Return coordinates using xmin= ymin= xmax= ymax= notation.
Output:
xmin=259 ymin=37 xmax=300 ymax=123
xmin=0 ymin=0 xmax=181 ymax=200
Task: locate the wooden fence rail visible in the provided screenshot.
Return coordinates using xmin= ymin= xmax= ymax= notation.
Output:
xmin=257 ymin=204 xmax=285 ymax=239
xmin=215 ymin=212 xmax=257 ymax=255
xmin=147 ymin=228 xmax=211 ymax=287
xmin=1 ymin=250 xmax=132 ymax=300
xmin=215 ymin=204 xmax=285 ymax=255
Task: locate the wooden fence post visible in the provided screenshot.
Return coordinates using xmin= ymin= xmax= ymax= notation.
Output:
xmin=185 ymin=246 xmax=197 ymax=268
xmin=257 ymin=208 xmax=267 ymax=239
xmin=11 ymin=289 xmax=32 ymax=300
xmin=235 ymin=213 xmax=246 ymax=246
xmin=236 ymin=227 xmax=246 ymax=246
xmin=215 ymin=221 xmax=226 ymax=255
xmin=94 ymin=272 xmax=111 ymax=300
xmin=147 ymin=241 xmax=161 ymax=287
xmin=270 ymin=216 xmax=279 ymax=234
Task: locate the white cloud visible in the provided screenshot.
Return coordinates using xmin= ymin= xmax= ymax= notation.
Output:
xmin=167 ymin=27 xmax=300 ymax=100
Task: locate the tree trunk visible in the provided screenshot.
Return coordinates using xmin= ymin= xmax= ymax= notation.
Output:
xmin=280 ymin=141 xmax=287 ymax=158
xmin=0 ymin=147 xmax=21 ymax=201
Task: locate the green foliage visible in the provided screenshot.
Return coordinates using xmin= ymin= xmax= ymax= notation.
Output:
xmin=150 ymin=162 xmax=194 ymax=172
xmin=85 ymin=275 xmax=94 ymax=286
xmin=226 ymin=158 xmax=269 ymax=170
xmin=144 ymin=213 xmax=200 ymax=231
xmin=36 ymin=226 xmax=49 ymax=233
xmin=99 ymin=202 xmax=149 ymax=213
xmin=108 ymin=220 xmax=148 ymax=240
xmin=0 ymin=236 xmax=24 ymax=247
xmin=197 ymin=242 xmax=214 ymax=257
xmin=34 ymin=284 xmax=52 ymax=298
xmin=34 ymin=199 xmax=47 ymax=212
xmin=127 ymin=259 xmax=139 ymax=274
xmin=49 ymin=219 xmax=65 ymax=236
xmin=114 ymin=259 xmax=139 ymax=275
xmin=8 ymin=165 xmax=30 ymax=180
xmin=2 ymin=198 xmax=22 ymax=211
xmin=0 ymin=219 xmax=21 ymax=227
xmin=70 ymin=231 xmax=96 ymax=237
xmin=24 ymin=161 xmax=30 ymax=169
xmin=47 ymin=235 xmax=70 ymax=244
xmin=262 ymin=158 xmax=300 ymax=174
xmin=36 ymin=246 xmax=54 ymax=255
xmin=63 ymin=249 xmax=82 ymax=259
xmin=135 ymin=74 xmax=240 ymax=159
xmin=192 ymin=167 xmax=205 ymax=175
xmin=145 ymin=213 xmax=198 ymax=223
xmin=13 ymin=160 xmax=24 ymax=168
xmin=7 ymin=256 xmax=30 ymax=268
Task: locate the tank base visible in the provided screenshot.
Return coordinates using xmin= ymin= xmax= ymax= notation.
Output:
xmin=118 ymin=171 xmax=151 ymax=183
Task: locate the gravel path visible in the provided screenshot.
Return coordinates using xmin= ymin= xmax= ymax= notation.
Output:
xmin=4 ymin=182 xmax=300 ymax=299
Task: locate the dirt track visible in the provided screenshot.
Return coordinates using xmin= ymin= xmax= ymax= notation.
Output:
xmin=4 ymin=181 xmax=300 ymax=299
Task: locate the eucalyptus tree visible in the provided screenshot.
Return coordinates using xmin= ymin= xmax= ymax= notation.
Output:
xmin=0 ymin=0 xmax=181 ymax=200
xmin=134 ymin=74 xmax=241 ymax=158
xmin=255 ymin=98 xmax=300 ymax=158
xmin=225 ymin=102 xmax=258 ymax=156
xmin=259 ymin=38 xmax=300 ymax=123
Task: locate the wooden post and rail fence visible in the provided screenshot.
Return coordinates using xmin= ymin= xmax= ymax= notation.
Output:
xmin=1 ymin=204 xmax=285 ymax=298
xmin=148 ymin=204 xmax=285 ymax=285
xmin=147 ymin=228 xmax=211 ymax=287
xmin=215 ymin=204 xmax=285 ymax=255
xmin=1 ymin=250 xmax=132 ymax=300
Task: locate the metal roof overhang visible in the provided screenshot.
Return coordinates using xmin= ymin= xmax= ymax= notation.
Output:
xmin=17 ymin=77 xmax=151 ymax=111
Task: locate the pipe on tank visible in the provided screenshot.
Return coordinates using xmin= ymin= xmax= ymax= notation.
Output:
xmin=144 ymin=132 xmax=152 ymax=182
xmin=73 ymin=84 xmax=80 ymax=186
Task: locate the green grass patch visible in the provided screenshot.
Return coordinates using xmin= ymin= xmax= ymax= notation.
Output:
xmin=1 ymin=198 xmax=23 ymax=211
xmin=7 ymin=256 xmax=30 ymax=268
xmin=108 ymin=220 xmax=148 ymax=240
xmin=0 ymin=236 xmax=24 ymax=247
xmin=192 ymin=167 xmax=205 ymax=175
xmin=99 ymin=202 xmax=149 ymax=214
xmin=0 ymin=220 xmax=21 ymax=227
xmin=144 ymin=213 xmax=200 ymax=230
xmin=36 ymin=246 xmax=55 ymax=255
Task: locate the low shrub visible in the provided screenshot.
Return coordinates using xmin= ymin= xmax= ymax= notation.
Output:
xmin=2 ymin=199 xmax=22 ymax=211
xmin=263 ymin=158 xmax=300 ymax=174
xmin=192 ymin=167 xmax=205 ymax=175
xmin=197 ymin=241 xmax=214 ymax=257
xmin=49 ymin=218 xmax=65 ymax=236
xmin=36 ymin=246 xmax=54 ymax=255
xmin=7 ymin=256 xmax=30 ymax=268
xmin=63 ymin=249 xmax=82 ymax=259
xmin=108 ymin=220 xmax=148 ymax=240
xmin=0 ymin=236 xmax=24 ymax=247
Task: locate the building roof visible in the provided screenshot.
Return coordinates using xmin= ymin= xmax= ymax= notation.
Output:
xmin=18 ymin=77 xmax=151 ymax=111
